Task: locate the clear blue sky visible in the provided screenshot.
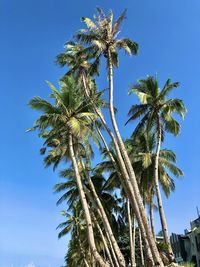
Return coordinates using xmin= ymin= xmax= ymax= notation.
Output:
xmin=1 ymin=0 xmax=200 ymax=266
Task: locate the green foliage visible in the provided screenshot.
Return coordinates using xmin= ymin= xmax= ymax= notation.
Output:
xmin=29 ymin=7 xmax=187 ymax=267
xmin=156 ymin=241 xmax=169 ymax=253
xmin=126 ymin=75 xmax=187 ymax=139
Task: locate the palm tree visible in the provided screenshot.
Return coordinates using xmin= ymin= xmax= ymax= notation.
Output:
xmin=74 ymin=9 xmax=164 ymax=265
xmin=126 ymin=75 xmax=186 ymax=259
xmin=56 ymin=37 xmax=158 ymax=265
xmin=29 ymin=75 xmax=109 ymax=267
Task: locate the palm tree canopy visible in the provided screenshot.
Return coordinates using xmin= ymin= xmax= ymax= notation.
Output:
xmin=56 ymin=41 xmax=100 ymax=78
xmin=74 ymin=8 xmax=138 ymax=68
xmin=126 ymin=133 xmax=184 ymax=198
xmin=28 ymin=75 xmax=99 ymax=169
xmin=126 ymin=75 xmax=187 ymax=138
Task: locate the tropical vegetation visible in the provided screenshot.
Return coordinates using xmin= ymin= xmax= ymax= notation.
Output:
xmin=28 ymin=8 xmax=186 ymax=267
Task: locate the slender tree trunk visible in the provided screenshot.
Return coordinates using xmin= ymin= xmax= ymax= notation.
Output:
xmin=77 ymin=229 xmax=90 ymax=267
xmin=155 ymin=118 xmax=174 ymax=261
xmin=107 ymin=49 xmax=164 ymax=267
xmin=84 ymin=258 xmax=90 ymax=267
xmin=82 ymin=74 xmax=155 ymax=266
xmin=133 ymin=214 xmax=136 ymax=266
xmin=80 ymin=157 xmax=126 ymax=267
xmin=149 ymin=195 xmax=156 ymax=240
xmin=68 ymin=133 xmax=109 ymax=267
xmin=105 ymin=230 xmax=120 ymax=267
xmin=139 ymin=228 xmax=145 ymax=267
xmin=84 ymin=185 xmax=119 ymax=267
xmin=92 ymin=212 xmax=115 ymax=267
xmin=127 ymin=199 xmax=136 ymax=267
xmin=96 ymin=127 xmax=116 ymax=167
xmin=92 ymin=255 xmax=96 ymax=267
xmin=97 ymin=127 xmax=156 ymax=267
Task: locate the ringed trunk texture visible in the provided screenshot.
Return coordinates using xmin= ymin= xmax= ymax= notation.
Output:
xmin=68 ymin=134 xmax=109 ymax=267
xmin=107 ymin=49 xmax=164 ymax=267
xmin=155 ymin=119 xmax=174 ymax=260
xmin=82 ymin=74 xmax=155 ymax=266
xmin=127 ymin=199 xmax=136 ymax=267
xmin=80 ymin=157 xmax=126 ymax=267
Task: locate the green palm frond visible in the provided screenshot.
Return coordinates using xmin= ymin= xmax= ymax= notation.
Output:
xmin=112 ymin=9 xmax=127 ymax=36
xmin=159 ymin=79 xmax=179 ymax=100
xmin=159 ymin=158 xmax=183 ymax=177
xmin=159 ymin=149 xmax=176 ymax=162
xmin=116 ymin=38 xmax=138 ymax=55
xmin=29 ymin=97 xmax=59 ymax=114
xmin=81 ymin=17 xmax=97 ymax=30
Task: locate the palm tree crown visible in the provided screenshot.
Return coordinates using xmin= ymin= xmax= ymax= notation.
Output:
xmin=75 ymin=8 xmax=138 ymax=68
xmin=126 ymin=75 xmax=187 ymax=138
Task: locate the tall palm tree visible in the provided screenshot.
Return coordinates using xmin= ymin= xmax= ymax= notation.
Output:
xmin=56 ymin=39 xmax=158 ymax=265
xmin=29 ymin=75 xmax=109 ymax=267
xmin=74 ymin=9 xmax=164 ymax=265
xmin=126 ymin=75 xmax=186 ymax=259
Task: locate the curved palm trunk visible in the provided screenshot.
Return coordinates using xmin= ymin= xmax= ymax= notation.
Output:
xmin=127 ymin=199 xmax=136 ymax=267
xmin=96 ymin=127 xmax=116 ymax=168
xmin=105 ymin=230 xmax=120 ymax=267
xmin=68 ymin=133 xmax=109 ymax=267
xmin=82 ymin=75 xmax=155 ymax=266
xmin=80 ymin=157 xmax=126 ymax=267
xmin=97 ymin=127 xmax=158 ymax=267
xmin=84 ymin=185 xmax=120 ymax=267
xmin=149 ymin=196 xmax=156 ymax=240
xmin=107 ymin=49 xmax=164 ymax=267
xmin=92 ymin=212 xmax=115 ymax=267
xmin=155 ymin=119 xmax=174 ymax=261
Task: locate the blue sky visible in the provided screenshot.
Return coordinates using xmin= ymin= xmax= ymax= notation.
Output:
xmin=1 ymin=0 xmax=200 ymax=266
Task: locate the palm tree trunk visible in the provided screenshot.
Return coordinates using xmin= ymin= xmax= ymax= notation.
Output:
xmin=139 ymin=227 xmax=145 ymax=267
xmin=133 ymin=214 xmax=136 ymax=266
xmin=105 ymin=230 xmax=120 ymax=267
xmin=127 ymin=199 xmax=136 ymax=267
xmin=155 ymin=118 xmax=174 ymax=261
xmin=68 ymin=133 xmax=109 ymax=267
xmin=149 ymin=195 xmax=156 ymax=240
xmin=107 ymin=48 xmax=164 ymax=267
xmin=84 ymin=258 xmax=90 ymax=267
xmin=77 ymin=229 xmax=90 ymax=267
xmin=80 ymin=157 xmax=126 ymax=267
xmin=96 ymin=127 xmax=116 ymax=168
xmin=92 ymin=255 xmax=96 ymax=267
xmin=92 ymin=212 xmax=115 ymax=267
xmin=82 ymin=74 xmax=155 ymax=266
xmin=96 ymin=127 xmax=156 ymax=267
